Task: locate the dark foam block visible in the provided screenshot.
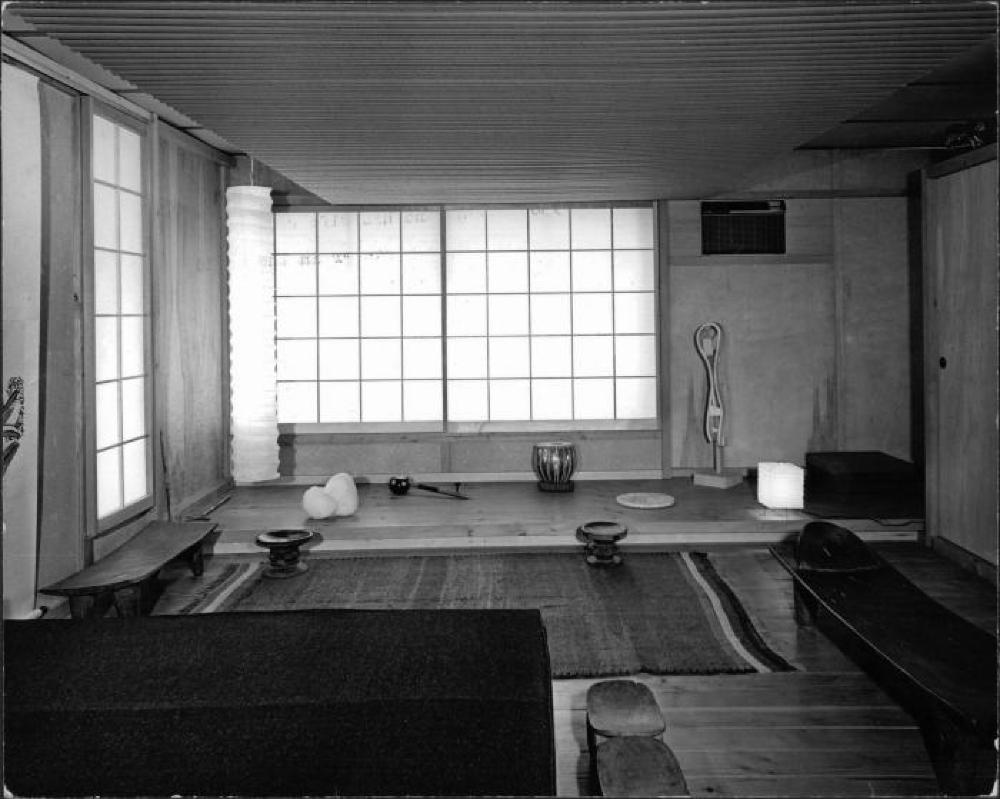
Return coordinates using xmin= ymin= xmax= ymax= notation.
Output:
xmin=804 ymin=451 xmax=923 ymax=519
xmin=4 ymin=609 xmax=556 ymax=797
xmin=806 ymin=451 xmax=918 ymax=493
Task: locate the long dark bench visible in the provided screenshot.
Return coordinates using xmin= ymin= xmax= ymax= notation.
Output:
xmin=4 ymin=608 xmax=556 ymax=797
xmin=771 ymin=522 xmax=997 ymax=796
xmin=39 ymin=520 xmax=216 ymax=617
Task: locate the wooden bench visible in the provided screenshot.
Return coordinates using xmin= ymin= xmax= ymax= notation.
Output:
xmin=586 ymin=680 xmax=689 ymax=797
xmin=40 ymin=521 xmax=217 ymax=618
xmin=771 ymin=521 xmax=998 ymax=796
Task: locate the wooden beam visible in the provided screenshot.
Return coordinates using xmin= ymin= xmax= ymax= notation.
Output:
xmin=656 ymin=200 xmax=672 ymax=478
xmin=2 ymin=35 xmax=150 ymax=121
xmin=156 ymin=120 xmax=235 ymax=167
xmin=925 ymin=141 xmax=997 ymax=178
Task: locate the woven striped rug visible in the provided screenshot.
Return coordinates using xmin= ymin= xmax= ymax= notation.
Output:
xmin=183 ymin=551 xmax=793 ymax=678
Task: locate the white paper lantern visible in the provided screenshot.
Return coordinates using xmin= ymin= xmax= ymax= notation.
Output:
xmin=757 ymin=461 xmax=805 ymax=509
xmin=227 ymin=185 xmax=279 ymax=483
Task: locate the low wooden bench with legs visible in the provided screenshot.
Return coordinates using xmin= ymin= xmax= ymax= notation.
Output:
xmin=771 ymin=521 xmax=998 ymax=796
xmin=586 ymin=679 xmax=689 ymax=797
xmin=40 ymin=521 xmax=217 ymax=618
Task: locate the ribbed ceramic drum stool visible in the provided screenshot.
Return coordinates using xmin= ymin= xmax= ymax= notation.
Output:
xmin=531 ymin=441 xmax=577 ymax=492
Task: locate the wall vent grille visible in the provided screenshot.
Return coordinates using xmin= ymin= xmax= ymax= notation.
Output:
xmin=701 ymin=200 xmax=786 ymax=255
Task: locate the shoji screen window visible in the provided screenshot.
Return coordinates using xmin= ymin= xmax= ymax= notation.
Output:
xmin=274 ymin=211 xmax=443 ymax=425
xmin=445 ymin=206 xmax=657 ymax=425
xmin=90 ymin=111 xmax=151 ymax=526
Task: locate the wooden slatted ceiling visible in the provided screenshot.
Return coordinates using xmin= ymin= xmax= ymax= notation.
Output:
xmin=10 ymin=1 xmax=998 ymax=203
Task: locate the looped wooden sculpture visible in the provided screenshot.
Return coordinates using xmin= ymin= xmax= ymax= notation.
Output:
xmin=692 ymin=323 xmax=743 ymax=489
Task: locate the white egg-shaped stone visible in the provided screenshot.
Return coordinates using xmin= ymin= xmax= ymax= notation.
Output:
xmin=323 ymin=472 xmax=359 ymax=516
xmin=302 ymin=485 xmax=339 ymax=519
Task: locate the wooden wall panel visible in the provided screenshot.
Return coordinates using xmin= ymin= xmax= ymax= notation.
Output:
xmin=279 ymin=431 xmax=660 ymax=480
xmin=667 ymin=199 xmax=833 ymax=263
xmin=280 ymin=437 xmax=442 ymax=478
xmin=734 ymin=150 xmax=929 ymax=198
xmin=670 ymin=260 xmax=837 ymax=469
xmin=2 ymin=63 xmax=43 ymax=617
xmin=448 ymin=431 xmax=660 ymax=475
xmin=668 ymin=163 xmax=918 ymax=473
xmin=154 ymin=125 xmax=229 ymax=515
xmin=834 ymin=198 xmax=912 ymax=460
xmin=35 ymin=78 xmax=84 ymax=589
xmin=923 ymin=155 xmax=998 ymax=565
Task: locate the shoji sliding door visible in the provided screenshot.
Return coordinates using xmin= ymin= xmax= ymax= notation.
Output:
xmin=88 ymin=106 xmax=153 ymax=531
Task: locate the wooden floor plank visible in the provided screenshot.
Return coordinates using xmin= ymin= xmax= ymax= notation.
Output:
xmin=563 ymin=772 xmax=941 ymax=797
xmin=557 ymin=738 xmax=938 ymax=780
xmin=669 ymin=750 xmax=937 ymax=779
xmin=685 ymin=776 xmax=941 ymax=797
xmin=660 ymin=727 xmax=932 ymax=754
xmin=556 ymin=705 xmax=920 ymax=727
xmin=552 ymin=673 xmax=904 ymax=709
xmin=558 ymin=712 xmax=925 ymax=750
xmin=659 ymin=706 xmax=921 ymax=728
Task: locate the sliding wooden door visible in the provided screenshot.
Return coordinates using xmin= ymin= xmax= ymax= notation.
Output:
xmin=923 ymin=149 xmax=998 ymax=566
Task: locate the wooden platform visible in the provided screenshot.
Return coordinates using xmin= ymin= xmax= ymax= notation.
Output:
xmin=204 ymin=479 xmax=921 ymax=555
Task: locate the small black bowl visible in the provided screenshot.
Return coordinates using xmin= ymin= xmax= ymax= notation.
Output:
xmin=388 ymin=476 xmax=411 ymax=496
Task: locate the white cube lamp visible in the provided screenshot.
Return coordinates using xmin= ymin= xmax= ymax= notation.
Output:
xmin=757 ymin=462 xmax=805 ymax=509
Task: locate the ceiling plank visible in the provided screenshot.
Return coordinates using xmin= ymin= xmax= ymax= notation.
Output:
xmin=8 ymin=1 xmax=996 ymax=202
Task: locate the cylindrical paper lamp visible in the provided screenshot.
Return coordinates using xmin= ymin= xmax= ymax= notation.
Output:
xmin=227 ymin=185 xmax=279 ymax=483
xmin=757 ymin=462 xmax=805 ymax=509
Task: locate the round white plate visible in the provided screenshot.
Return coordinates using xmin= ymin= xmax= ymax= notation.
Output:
xmin=616 ymin=492 xmax=676 ymax=509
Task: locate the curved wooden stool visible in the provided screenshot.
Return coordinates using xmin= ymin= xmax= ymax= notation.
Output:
xmin=587 ymin=679 xmax=666 ymax=740
xmin=587 ymin=679 xmax=670 ymax=793
xmin=596 ymin=736 xmax=689 ymax=797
